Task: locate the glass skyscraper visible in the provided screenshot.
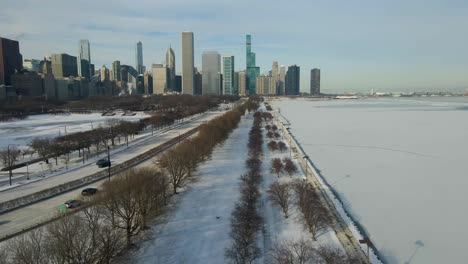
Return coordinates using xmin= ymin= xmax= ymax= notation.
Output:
xmin=246 ymin=35 xmax=259 ymax=95
xmin=136 ymin=41 xmax=143 ymax=74
xmin=222 ymin=56 xmax=235 ymax=95
xmin=78 ymin=39 xmax=91 ymax=79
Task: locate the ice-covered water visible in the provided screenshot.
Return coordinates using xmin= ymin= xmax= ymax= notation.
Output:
xmin=0 ymin=112 xmax=149 ymax=149
xmin=272 ymin=97 xmax=468 ymax=264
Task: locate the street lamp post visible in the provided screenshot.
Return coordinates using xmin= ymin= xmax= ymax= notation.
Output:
xmin=26 ymin=162 xmax=29 ymax=180
xmin=7 ymin=144 xmax=19 ymax=186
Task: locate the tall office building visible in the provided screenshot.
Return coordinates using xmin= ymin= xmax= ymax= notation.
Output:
xmin=23 ymin=59 xmax=41 ymax=72
xmin=222 ymin=56 xmax=235 ymax=95
xmin=51 ymin=53 xmax=78 ymax=78
xmin=238 ymin=71 xmax=247 ymax=96
xmin=152 ymin=64 xmax=167 ymax=95
xmin=166 ymin=46 xmax=176 ymax=91
xmin=100 ymin=65 xmax=110 ymax=82
xmin=279 ymin=65 xmax=286 ymax=95
xmin=0 ymin=37 xmax=23 ymax=86
xmin=310 ymin=68 xmax=321 ymax=95
xmin=78 ymin=40 xmax=91 ymax=79
xmin=112 ymin=60 xmax=121 ymax=81
xmin=181 ymin=31 xmax=194 ymax=95
xmin=136 ymin=41 xmax=143 ymax=74
xmin=272 ymin=61 xmax=279 ymax=95
xmin=285 ymin=65 xmax=300 ymax=95
xmin=246 ymin=34 xmax=260 ymax=95
xmin=194 ymin=67 xmax=202 ymax=95
xmin=202 ymin=51 xmax=220 ymax=95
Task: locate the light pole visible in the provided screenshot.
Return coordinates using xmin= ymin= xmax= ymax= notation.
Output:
xmin=26 ymin=162 xmax=29 ymax=180
xmin=286 ymin=127 xmax=292 ymax=158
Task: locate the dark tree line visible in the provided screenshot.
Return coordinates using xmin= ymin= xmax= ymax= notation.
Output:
xmin=226 ymin=107 xmax=265 ymax=264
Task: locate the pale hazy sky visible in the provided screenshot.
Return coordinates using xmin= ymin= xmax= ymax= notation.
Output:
xmin=1 ymin=0 xmax=467 ymax=93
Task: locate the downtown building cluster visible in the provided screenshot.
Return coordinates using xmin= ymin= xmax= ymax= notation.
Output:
xmin=0 ymin=33 xmax=321 ymax=102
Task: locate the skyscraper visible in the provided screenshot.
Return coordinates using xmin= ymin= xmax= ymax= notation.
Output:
xmin=202 ymin=51 xmax=220 ymax=95
xmin=285 ymin=65 xmax=300 ymax=95
xmin=78 ymin=39 xmax=91 ymax=79
xmin=112 ymin=60 xmax=121 ymax=81
xmin=152 ymin=64 xmax=167 ymax=95
xmin=181 ymin=31 xmax=194 ymax=95
xmin=310 ymin=68 xmax=321 ymax=95
xmin=136 ymin=41 xmax=143 ymax=74
xmin=279 ymin=65 xmax=286 ymax=95
xmin=166 ymin=46 xmax=176 ymax=91
xmin=246 ymin=35 xmax=260 ymax=95
xmin=238 ymin=71 xmax=247 ymax=96
xmin=0 ymin=37 xmax=23 ymax=86
xmin=256 ymin=74 xmax=276 ymax=95
xmin=272 ymin=61 xmax=279 ymax=94
xmin=51 ymin=53 xmax=78 ymax=78
xmin=222 ymin=56 xmax=235 ymax=95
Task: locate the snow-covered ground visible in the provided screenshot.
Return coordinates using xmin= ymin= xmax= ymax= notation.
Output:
xmin=0 ymin=112 xmax=149 ymax=149
xmin=128 ymin=114 xmax=251 ymax=264
xmin=271 ymin=97 xmax=468 ymax=264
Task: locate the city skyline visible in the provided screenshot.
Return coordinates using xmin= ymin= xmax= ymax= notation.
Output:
xmin=1 ymin=0 xmax=467 ymax=93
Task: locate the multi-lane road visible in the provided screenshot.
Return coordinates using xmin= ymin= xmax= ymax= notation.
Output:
xmin=0 ymin=110 xmax=225 ymax=241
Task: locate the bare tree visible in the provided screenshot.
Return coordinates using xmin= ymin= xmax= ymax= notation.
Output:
xmin=315 ymin=244 xmax=352 ymax=264
xmin=283 ymin=157 xmax=298 ymax=176
xmin=101 ymin=170 xmax=143 ymax=247
xmin=271 ymin=158 xmax=284 ymax=177
xmin=293 ymin=181 xmax=329 ymax=240
xmin=5 ymin=229 xmax=48 ymax=264
xmin=159 ymin=148 xmax=190 ymax=194
xmin=270 ymin=239 xmax=315 ymax=264
xmin=30 ymin=138 xmax=50 ymax=163
xmin=0 ymin=146 xmax=21 ymax=185
xmin=267 ymin=182 xmax=291 ymax=218
xmin=268 ymin=141 xmax=279 ymax=152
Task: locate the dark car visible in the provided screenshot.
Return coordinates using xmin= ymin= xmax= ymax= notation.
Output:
xmin=96 ymin=158 xmax=110 ymax=168
xmin=64 ymin=199 xmax=82 ymax=209
xmin=81 ymin=187 xmax=98 ymax=196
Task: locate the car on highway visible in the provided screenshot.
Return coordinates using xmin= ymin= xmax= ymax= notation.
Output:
xmin=81 ymin=187 xmax=98 ymax=196
xmin=96 ymin=158 xmax=111 ymax=168
xmin=64 ymin=199 xmax=82 ymax=209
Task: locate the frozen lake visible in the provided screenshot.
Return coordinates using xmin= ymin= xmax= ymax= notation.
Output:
xmin=0 ymin=112 xmax=149 ymax=149
xmin=272 ymin=97 xmax=468 ymax=264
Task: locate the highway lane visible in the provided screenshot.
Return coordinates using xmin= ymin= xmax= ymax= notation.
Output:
xmin=0 ymin=111 xmax=224 ymax=241
xmin=0 ymin=111 xmax=221 ymax=203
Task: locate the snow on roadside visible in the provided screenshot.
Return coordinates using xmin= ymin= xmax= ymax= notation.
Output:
xmin=126 ymin=114 xmax=253 ymax=264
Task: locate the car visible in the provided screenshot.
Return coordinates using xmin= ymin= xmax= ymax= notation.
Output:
xmin=64 ymin=199 xmax=82 ymax=209
xmin=96 ymin=158 xmax=110 ymax=168
xmin=81 ymin=187 xmax=98 ymax=196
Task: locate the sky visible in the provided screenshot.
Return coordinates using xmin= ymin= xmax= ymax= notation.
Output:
xmin=1 ymin=0 xmax=468 ymax=94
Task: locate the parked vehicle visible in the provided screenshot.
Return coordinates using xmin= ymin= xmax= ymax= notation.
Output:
xmin=96 ymin=158 xmax=110 ymax=168
xmin=64 ymin=199 xmax=82 ymax=209
xmin=81 ymin=187 xmax=98 ymax=196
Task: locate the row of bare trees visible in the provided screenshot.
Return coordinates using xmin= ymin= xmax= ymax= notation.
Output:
xmin=0 ymin=167 xmax=169 ymax=264
xmin=267 ymin=140 xmax=288 ymax=152
xmin=226 ymin=109 xmax=264 ymax=264
xmin=270 ymin=239 xmax=357 ymax=264
xmin=270 ymin=157 xmax=298 ymax=177
xmin=158 ymin=102 xmax=249 ymax=194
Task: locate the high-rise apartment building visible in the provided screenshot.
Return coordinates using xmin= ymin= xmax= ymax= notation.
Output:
xmin=78 ymin=39 xmax=91 ymax=79
xmin=0 ymin=37 xmax=23 ymax=86
xmin=202 ymin=51 xmax=220 ymax=95
xmin=112 ymin=60 xmax=121 ymax=81
xmin=100 ymin=65 xmax=110 ymax=82
xmin=152 ymin=64 xmax=167 ymax=95
xmin=51 ymin=53 xmax=78 ymax=78
xmin=246 ymin=35 xmax=260 ymax=95
xmin=310 ymin=68 xmax=321 ymax=95
xmin=238 ymin=71 xmax=247 ymax=96
xmin=256 ymin=74 xmax=276 ymax=95
xmin=181 ymin=31 xmax=194 ymax=95
xmin=285 ymin=65 xmax=300 ymax=95
xmin=279 ymin=65 xmax=286 ymax=95
xmin=136 ymin=41 xmax=143 ymax=74
xmin=166 ymin=46 xmax=176 ymax=91
xmin=222 ymin=56 xmax=235 ymax=95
